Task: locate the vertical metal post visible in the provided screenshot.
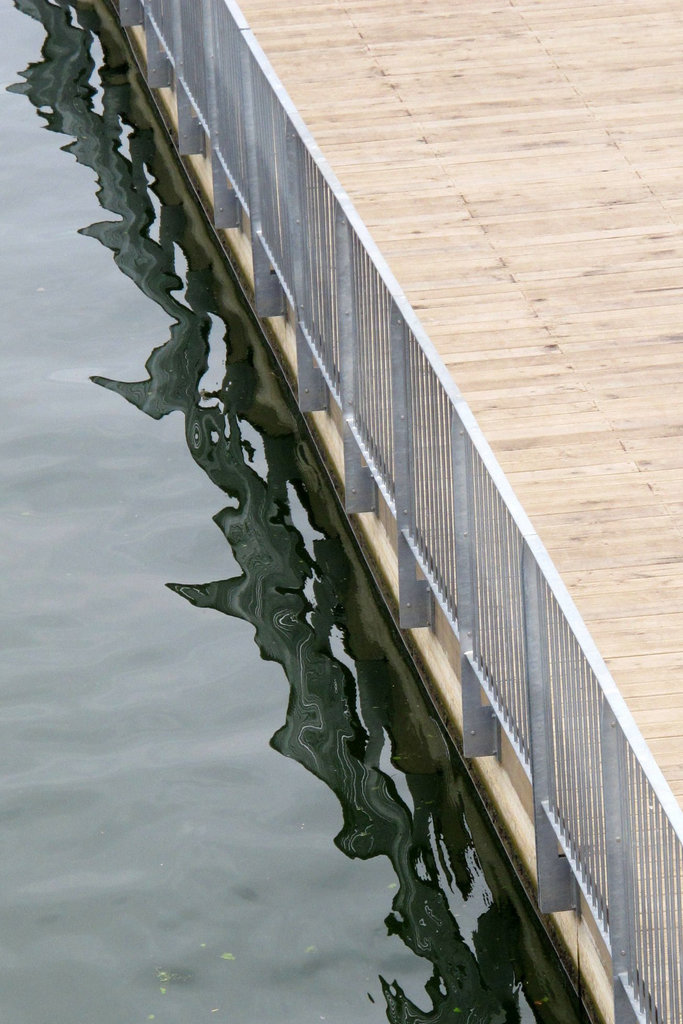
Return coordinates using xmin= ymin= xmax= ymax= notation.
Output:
xmin=335 ymin=214 xmax=375 ymax=514
xmin=210 ymin=152 xmax=240 ymax=229
xmin=169 ymin=0 xmax=203 ymax=156
xmin=176 ymin=87 xmax=203 ymax=155
xmin=295 ymin=325 xmax=327 ymax=413
xmin=391 ymin=308 xmax=431 ymax=628
xmin=522 ymin=539 xmax=574 ymax=912
xmin=600 ymin=700 xmax=641 ymax=1024
xmin=285 ymin=123 xmax=326 ymax=412
xmin=119 ymin=0 xmax=143 ymax=28
xmin=239 ymin=32 xmax=284 ymax=317
xmin=144 ymin=10 xmax=172 ymax=89
xmin=201 ymin=0 xmax=240 ymax=228
xmin=452 ymin=408 xmax=498 ymax=757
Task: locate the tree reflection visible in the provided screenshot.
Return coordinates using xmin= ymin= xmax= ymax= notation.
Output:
xmin=10 ymin=2 xmax=583 ymax=1021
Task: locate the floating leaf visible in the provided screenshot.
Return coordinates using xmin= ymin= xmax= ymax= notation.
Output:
xmin=200 ymin=943 xmax=207 ymax=948
xmin=220 ymin=952 xmax=235 ymax=961
xmin=387 ymin=882 xmax=397 ymax=890
xmin=305 ymin=945 xmax=316 ymax=954
xmin=159 ymin=987 xmax=166 ymax=995
xmin=155 ymin=967 xmax=193 ymax=984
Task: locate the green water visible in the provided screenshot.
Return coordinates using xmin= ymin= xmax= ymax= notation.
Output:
xmin=0 ymin=1 xmax=586 ymax=1021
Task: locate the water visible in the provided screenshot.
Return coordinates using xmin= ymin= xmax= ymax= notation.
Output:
xmin=0 ymin=2 xmax=585 ymax=1022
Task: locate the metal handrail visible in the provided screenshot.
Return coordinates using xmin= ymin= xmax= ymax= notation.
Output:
xmin=122 ymin=1 xmax=683 ymax=1020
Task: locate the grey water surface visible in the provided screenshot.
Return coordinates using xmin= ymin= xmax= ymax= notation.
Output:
xmin=0 ymin=2 xmax=586 ymax=1022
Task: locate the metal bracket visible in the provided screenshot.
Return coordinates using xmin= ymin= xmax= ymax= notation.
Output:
xmin=296 ymin=327 xmax=327 ymax=413
xmin=461 ymin=654 xmax=500 ymax=757
xmin=536 ymin=839 xmax=574 ymax=913
xmin=177 ymin=85 xmax=203 ymax=155
xmin=210 ymin=153 xmax=240 ymax=229
xmin=397 ymin=531 xmax=432 ymax=629
xmin=536 ymin=803 xmax=575 ymax=913
xmin=614 ymin=974 xmax=645 ymax=1024
xmin=251 ymin=244 xmax=285 ymax=317
xmin=144 ymin=21 xmax=172 ymax=89
xmin=119 ymin=0 xmax=143 ymax=27
xmin=343 ymin=425 xmax=376 ymax=514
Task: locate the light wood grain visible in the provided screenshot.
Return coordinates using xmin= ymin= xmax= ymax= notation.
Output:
xmin=239 ymin=0 xmax=683 ymax=809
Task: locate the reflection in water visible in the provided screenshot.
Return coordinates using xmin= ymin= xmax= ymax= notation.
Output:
xmin=10 ymin=3 xmax=583 ymax=1022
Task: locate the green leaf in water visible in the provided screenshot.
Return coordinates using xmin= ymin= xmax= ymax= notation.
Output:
xmin=305 ymin=945 xmax=316 ymax=954
xmin=220 ymin=952 xmax=236 ymax=961
xmin=159 ymin=987 xmax=166 ymax=995
xmin=387 ymin=882 xmax=397 ymax=890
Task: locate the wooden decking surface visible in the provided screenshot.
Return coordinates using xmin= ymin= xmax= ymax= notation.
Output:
xmin=238 ymin=0 xmax=683 ymax=805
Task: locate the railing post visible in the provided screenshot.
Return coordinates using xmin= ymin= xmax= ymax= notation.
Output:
xmin=200 ymin=0 xmax=240 ymax=229
xmin=285 ymin=123 xmax=326 ymax=413
xmin=209 ymin=152 xmax=240 ymax=229
xmin=335 ymin=215 xmax=376 ymax=514
xmin=144 ymin=9 xmax=172 ymax=89
xmin=168 ymin=0 xmax=203 ymax=156
xmin=600 ymin=700 xmax=642 ymax=1024
xmin=391 ymin=309 xmax=431 ymax=629
xmin=119 ymin=0 xmax=143 ymax=28
xmin=451 ymin=409 xmax=499 ymax=757
xmin=239 ymin=32 xmax=284 ymax=317
xmin=522 ymin=540 xmax=575 ymax=912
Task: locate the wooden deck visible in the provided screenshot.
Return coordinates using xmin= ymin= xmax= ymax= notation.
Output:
xmin=237 ymin=0 xmax=683 ymax=804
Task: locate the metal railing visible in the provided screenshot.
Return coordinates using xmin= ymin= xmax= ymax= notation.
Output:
xmin=118 ymin=1 xmax=683 ymax=1020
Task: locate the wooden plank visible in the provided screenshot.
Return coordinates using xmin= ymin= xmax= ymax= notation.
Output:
xmin=239 ymin=0 xmax=683 ymax=810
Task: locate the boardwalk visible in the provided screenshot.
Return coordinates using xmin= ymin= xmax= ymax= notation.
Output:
xmin=238 ymin=0 xmax=683 ymax=806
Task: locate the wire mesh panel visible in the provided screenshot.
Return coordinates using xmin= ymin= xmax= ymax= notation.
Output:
xmin=539 ymin=579 xmax=609 ymax=928
xmin=620 ymin=737 xmax=683 ymax=1024
xmin=467 ymin=442 xmax=530 ymax=760
xmin=349 ymin=237 xmax=395 ymax=501
xmin=207 ymin=0 xmax=249 ymax=211
xmin=406 ymin=338 xmax=457 ymax=625
xmin=176 ymin=0 xmax=208 ymax=128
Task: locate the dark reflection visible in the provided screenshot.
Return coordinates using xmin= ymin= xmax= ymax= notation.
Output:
xmin=10 ymin=3 xmax=584 ymax=1022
